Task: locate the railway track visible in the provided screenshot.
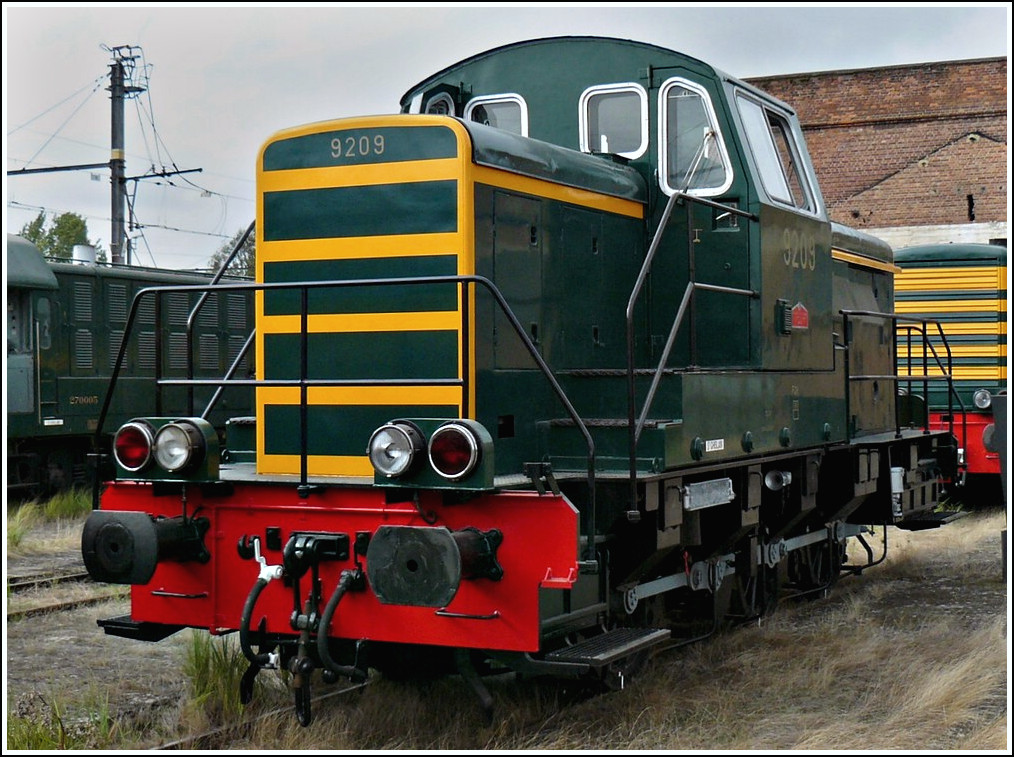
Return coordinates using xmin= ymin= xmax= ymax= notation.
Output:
xmin=8 ymin=569 xmax=92 ymax=594
xmin=6 ymin=568 xmax=126 ymax=621
xmin=155 ymin=680 xmax=372 ymax=750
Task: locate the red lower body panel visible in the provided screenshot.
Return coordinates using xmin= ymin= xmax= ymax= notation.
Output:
xmin=99 ymin=482 xmax=578 ymax=653
xmin=930 ymin=411 xmax=1000 ymax=476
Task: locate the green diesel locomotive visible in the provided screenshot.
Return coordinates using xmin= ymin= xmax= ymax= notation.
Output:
xmin=81 ymin=37 xmax=960 ymax=724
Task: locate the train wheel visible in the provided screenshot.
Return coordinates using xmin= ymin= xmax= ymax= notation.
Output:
xmin=787 ymin=538 xmax=843 ymax=597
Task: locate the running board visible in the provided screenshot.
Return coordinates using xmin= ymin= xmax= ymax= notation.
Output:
xmin=544 ymin=627 xmax=670 ymax=669
xmin=895 ymin=509 xmax=968 ymax=531
xmin=97 ymin=614 xmax=184 ymax=642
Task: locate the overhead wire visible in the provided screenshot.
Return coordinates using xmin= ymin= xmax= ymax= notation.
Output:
xmin=22 ymin=77 xmax=107 ymax=168
xmin=6 ymin=74 xmax=108 ymax=137
xmin=7 ymin=199 xmax=234 ymax=240
xmin=125 ymin=47 xmax=233 ymax=254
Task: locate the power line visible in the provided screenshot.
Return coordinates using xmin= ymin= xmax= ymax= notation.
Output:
xmin=23 ymin=77 xmax=107 ymax=168
xmin=7 ymin=200 xmax=235 ymax=240
xmin=7 ymin=153 xmax=254 ymax=202
xmin=6 ymin=74 xmax=108 ymax=136
xmin=8 ymin=44 xmax=253 ymax=261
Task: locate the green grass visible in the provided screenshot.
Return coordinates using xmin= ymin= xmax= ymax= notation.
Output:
xmin=6 ymin=501 xmax=42 ymax=551
xmin=182 ymin=630 xmax=273 ymax=727
xmin=40 ymin=487 xmax=93 ymax=520
xmin=6 ymin=691 xmax=117 ymax=750
xmin=6 ymin=488 xmax=92 ymax=553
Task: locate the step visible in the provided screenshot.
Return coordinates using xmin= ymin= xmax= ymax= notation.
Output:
xmin=544 ymin=627 xmax=670 ymax=668
xmin=896 ymin=509 xmax=968 ymax=531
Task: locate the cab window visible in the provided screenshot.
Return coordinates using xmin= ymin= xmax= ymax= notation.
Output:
xmin=579 ymin=83 xmax=648 ymax=158
xmin=424 ymin=92 xmax=456 ymax=116
xmin=464 ymin=94 xmax=528 ymax=136
xmin=736 ymin=93 xmax=816 ymax=212
xmin=659 ymin=78 xmax=732 ymax=196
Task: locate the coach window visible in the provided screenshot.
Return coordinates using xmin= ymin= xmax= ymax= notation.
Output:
xmin=579 ymin=83 xmax=648 ymax=158
xmin=424 ymin=92 xmax=456 ymax=116
xmin=36 ymin=297 xmax=52 ymax=350
xmin=659 ymin=78 xmax=732 ymax=196
xmin=7 ymin=291 xmax=29 ymax=353
xmin=465 ymin=94 xmax=528 ymax=136
xmin=736 ymin=94 xmax=816 ymax=213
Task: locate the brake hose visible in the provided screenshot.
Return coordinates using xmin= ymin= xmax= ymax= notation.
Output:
xmin=317 ymin=569 xmax=367 ymax=682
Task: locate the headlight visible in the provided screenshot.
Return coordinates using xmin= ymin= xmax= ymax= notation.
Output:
xmin=429 ymin=422 xmax=481 ymax=480
xmin=153 ymin=421 xmax=206 ymax=473
xmin=972 ymin=389 xmax=992 ymax=410
xmin=113 ymin=421 xmax=154 ymax=472
xmin=368 ymin=422 xmax=424 ymax=477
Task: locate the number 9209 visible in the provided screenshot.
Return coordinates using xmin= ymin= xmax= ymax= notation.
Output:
xmin=331 ymin=134 xmax=386 ymax=159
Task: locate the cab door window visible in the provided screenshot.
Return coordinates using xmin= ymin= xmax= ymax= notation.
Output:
xmin=736 ymin=93 xmax=816 ymax=213
xmin=658 ymin=78 xmax=732 ymax=196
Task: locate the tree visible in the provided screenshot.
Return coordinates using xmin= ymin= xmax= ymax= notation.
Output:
xmin=19 ymin=211 xmax=107 ymax=262
xmin=207 ymin=223 xmax=256 ymax=278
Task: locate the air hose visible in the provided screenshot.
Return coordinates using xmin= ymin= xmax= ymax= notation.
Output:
xmin=240 ymin=577 xmax=276 ymax=668
xmin=317 ymin=568 xmax=367 ymax=682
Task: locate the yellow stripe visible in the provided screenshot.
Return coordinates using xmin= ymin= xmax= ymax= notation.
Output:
xmin=898 ymin=345 xmax=1006 ymax=359
xmin=260 ymin=158 xmax=461 ymax=192
xmin=831 ymin=249 xmax=901 ymax=274
xmin=472 ymin=164 xmax=644 ymax=219
xmin=895 ymin=266 xmax=1006 ymax=291
xmin=895 ymin=299 xmax=1005 ymax=314
xmin=907 ymin=321 xmax=1007 ymax=336
xmin=259 ymin=234 xmax=461 ymax=263
xmin=898 ymin=365 xmax=1006 ymax=380
xmin=261 ymin=310 xmax=460 ymax=334
xmin=259 ymin=114 xmax=457 ymax=146
xmin=259 ymin=385 xmax=462 ymax=407
xmin=258 ymin=454 xmax=374 ymax=477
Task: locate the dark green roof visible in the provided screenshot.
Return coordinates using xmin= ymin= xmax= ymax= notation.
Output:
xmin=7 ymin=234 xmax=58 ymax=290
xmin=894 ymin=243 xmax=1007 ymax=266
xmin=465 ymin=121 xmax=647 ymax=204
xmin=830 ymin=223 xmax=893 ymax=264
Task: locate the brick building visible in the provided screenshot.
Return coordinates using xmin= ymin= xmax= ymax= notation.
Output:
xmin=748 ymin=57 xmax=1008 ymax=248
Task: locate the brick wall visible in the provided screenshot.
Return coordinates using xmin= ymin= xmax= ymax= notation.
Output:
xmin=746 ymin=58 xmax=1008 ymax=236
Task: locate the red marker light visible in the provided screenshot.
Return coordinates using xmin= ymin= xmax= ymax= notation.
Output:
xmin=113 ymin=422 xmax=154 ymax=472
xmin=429 ymin=423 xmax=480 ymax=479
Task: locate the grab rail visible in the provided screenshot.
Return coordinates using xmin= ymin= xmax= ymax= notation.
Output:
xmin=840 ymin=309 xmax=962 ymax=444
xmin=95 ymin=274 xmax=600 ymax=566
xmin=624 ymin=190 xmax=757 ymax=520
xmin=184 ymin=219 xmax=255 ymax=415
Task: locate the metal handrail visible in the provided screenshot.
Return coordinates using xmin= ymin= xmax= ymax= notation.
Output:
xmin=840 ymin=309 xmax=963 ymax=445
xmin=624 ymin=190 xmax=757 ymax=518
xmin=185 ymin=220 xmax=255 ymax=415
xmin=199 ymin=329 xmax=256 ymax=421
xmin=94 ymin=274 xmax=600 ymax=565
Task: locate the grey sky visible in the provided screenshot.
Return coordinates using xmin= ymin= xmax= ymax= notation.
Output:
xmin=4 ymin=3 xmax=1011 ymax=270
